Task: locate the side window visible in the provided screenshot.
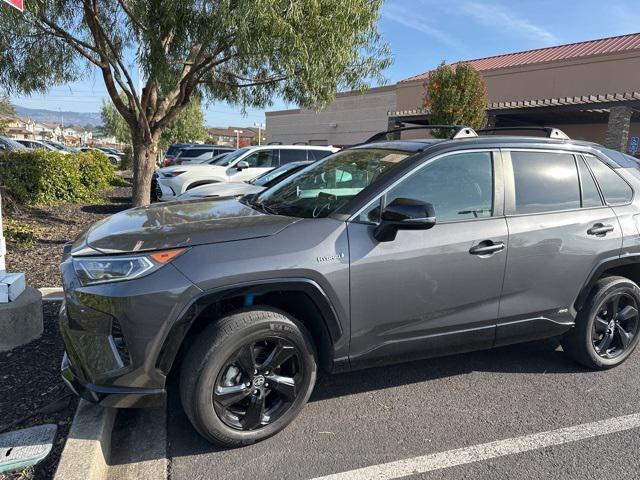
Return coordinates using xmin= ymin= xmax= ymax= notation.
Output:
xmin=243 ymin=149 xmax=276 ymax=168
xmin=577 ymin=156 xmax=603 ymax=208
xmin=279 ymin=149 xmax=306 ymax=165
xmin=511 ymin=151 xmax=580 ymax=214
xmin=364 ymin=151 xmax=493 ymax=223
xmin=584 ymin=154 xmax=633 ymax=204
xmin=309 ymin=149 xmax=333 ymax=161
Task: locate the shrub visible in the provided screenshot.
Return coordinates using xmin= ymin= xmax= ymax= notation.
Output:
xmin=0 ymin=149 xmax=120 ymax=204
xmin=119 ymin=145 xmax=133 ymax=171
xmin=4 ymin=218 xmax=38 ymax=248
xmin=76 ymin=150 xmax=120 ymax=194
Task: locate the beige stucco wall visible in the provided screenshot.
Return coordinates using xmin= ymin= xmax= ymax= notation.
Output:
xmin=268 ymin=50 xmax=640 ymax=147
xmin=266 ymin=86 xmax=396 ymax=146
xmin=396 ymin=51 xmax=640 ymax=111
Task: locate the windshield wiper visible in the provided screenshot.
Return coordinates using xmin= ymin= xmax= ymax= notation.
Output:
xmin=248 ymin=197 xmax=279 ymax=215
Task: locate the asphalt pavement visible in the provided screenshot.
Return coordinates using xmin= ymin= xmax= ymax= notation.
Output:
xmin=167 ymin=338 xmax=640 ymax=479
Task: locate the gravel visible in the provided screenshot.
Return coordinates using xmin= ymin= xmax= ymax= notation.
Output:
xmin=0 ymin=302 xmax=78 ymax=480
xmin=5 ymin=175 xmax=132 ymax=288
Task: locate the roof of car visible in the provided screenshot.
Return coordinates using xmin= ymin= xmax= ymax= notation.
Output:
xmin=354 ymin=134 xmax=639 ymax=169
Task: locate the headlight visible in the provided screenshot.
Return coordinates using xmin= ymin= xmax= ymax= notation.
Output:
xmin=73 ymin=248 xmax=186 ymax=286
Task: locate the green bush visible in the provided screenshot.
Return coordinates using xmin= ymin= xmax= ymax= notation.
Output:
xmin=119 ymin=145 xmax=133 ymax=171
xmin=4 ymin=218 xmax=38 ymax=248
xmin=0 ymin=149 xmax=120 ymax=205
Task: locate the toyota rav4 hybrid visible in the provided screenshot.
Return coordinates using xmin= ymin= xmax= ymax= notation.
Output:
xmin=59 ymin=125 xmax=640 ymax=447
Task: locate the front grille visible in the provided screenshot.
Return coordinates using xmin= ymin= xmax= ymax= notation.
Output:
xmin=111 ymin=317 xmax=131 ymax=366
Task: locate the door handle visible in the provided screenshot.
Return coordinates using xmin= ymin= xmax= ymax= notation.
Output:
xmin=469 ymin=241 xmax=505 ymax=255
xmin=587 ymin=223 xmax=614 ymax=236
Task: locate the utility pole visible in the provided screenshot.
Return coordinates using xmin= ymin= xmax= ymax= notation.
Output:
xmin=233 ymin=129 xmax=243 ymax=149
xmin=254 ymin=122 xmax=265 ymax=145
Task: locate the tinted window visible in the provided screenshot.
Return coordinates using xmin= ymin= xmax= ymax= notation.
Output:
xmin=584 ymin=155 xmax=633 ymax=204
xmin=511 ymin=151 xmax=580 ymax=214
xmin=385 ymin=151 xmax=493 ymax=222
xmin=244 ymin=149 xmax=276 ymax=168
xmin=309 ymin=149 xmax=333 ymax=161
xmin=180 ymin=148 xmax=212 ymax=158
xmin=279 ymin=149 xmax=307 ymax=164
xmin=577 ymin=157 xmax=603 ymax=208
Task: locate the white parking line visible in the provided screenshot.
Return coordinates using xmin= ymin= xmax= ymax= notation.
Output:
xmin=310 ymin=412 xmax=640 ymax=480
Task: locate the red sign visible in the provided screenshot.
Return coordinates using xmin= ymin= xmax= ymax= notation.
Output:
xmin=2 ymin=0 xmax=23 ymax=11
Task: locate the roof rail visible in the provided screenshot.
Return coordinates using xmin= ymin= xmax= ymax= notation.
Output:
xmin=477 ymin=127 xmax=570 ymax=140
xmin=365 ymin=125 xmax=478 ymax=143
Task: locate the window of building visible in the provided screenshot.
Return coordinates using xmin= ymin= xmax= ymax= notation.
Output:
xmin=584 ymin=154 xmax=633 ymax=205
xmin=511 ymin=151 xmax=580 ymax=214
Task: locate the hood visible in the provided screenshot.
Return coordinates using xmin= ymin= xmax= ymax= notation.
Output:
xmin=178 ymin=182 xmax=264 ymax=200
xmin=72 ymin=198 xmax=299 ymax=255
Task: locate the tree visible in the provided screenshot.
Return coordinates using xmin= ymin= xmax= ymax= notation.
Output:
xmin=0 ymin=95 xmax=16 ymax=135
xmin=101 ymin=95 xmax=208 ymax=151
xmin=0 ymin=1 xmax=390 ymax=206
xmin=424 ymin=62 xmax=488 ymax=138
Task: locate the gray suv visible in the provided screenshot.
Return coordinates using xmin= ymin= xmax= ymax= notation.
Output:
xmin=59 ymin=125 xmax=640 ymax=447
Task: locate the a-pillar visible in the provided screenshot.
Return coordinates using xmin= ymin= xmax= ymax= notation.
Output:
xmin=605 ymin=106 xmax=633 ymax=152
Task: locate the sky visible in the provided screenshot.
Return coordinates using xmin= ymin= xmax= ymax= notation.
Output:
xmin=10 ymin=0 xmax=640 ymax=128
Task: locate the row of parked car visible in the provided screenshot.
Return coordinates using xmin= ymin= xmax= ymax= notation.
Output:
xmin=153 ymin=143 xmax=339 ymax=202
xmin=0 ymin=135 xmax=124 ymax=165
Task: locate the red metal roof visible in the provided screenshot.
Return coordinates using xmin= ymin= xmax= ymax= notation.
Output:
xmin=402 ymin=33 xmax=640 ymax=83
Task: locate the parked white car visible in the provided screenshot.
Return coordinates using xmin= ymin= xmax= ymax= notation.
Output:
xmin=154 ymin=144 xmax=338 ymax=201
xmin=14 ymin=139 xmax=62 ymax=152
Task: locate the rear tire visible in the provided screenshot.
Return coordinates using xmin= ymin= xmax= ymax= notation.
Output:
xmin=180 ymin=308 xmax=317 ymax=447
xmin=562 ymin=276 xmax=640 ymax=369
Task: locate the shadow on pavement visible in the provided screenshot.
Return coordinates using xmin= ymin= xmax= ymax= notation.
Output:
xmin=166 ymin=338 xmax=589 ymax=459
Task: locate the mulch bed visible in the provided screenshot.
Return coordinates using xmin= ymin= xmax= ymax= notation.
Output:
xmin=0 ymin=176 xmax=133 ymax=478
xmin=0 ymin=302 xmax=78 ymax=480
xmin=5 ymin=175 xmax=133 ymax=288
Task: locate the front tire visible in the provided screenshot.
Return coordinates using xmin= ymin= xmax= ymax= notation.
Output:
xmin=180 ymin=308 xmax=317 ymax=447
xmin=563 ymin=276 xmax=640 ymax=369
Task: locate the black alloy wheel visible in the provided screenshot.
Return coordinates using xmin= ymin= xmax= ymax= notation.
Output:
xmin=180 ymin=309 xmax=317 ymax=446
xmin=563 ymin=276 xmax=640 ymax=369
xmin=591 ymin=292 xmax=639 ymax=359
xmin=213 ymin=338 xmax=304 ymax=431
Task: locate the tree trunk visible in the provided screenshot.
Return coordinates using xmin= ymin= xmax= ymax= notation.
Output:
xmin=131 ymin=133 xmax=159 ymax=207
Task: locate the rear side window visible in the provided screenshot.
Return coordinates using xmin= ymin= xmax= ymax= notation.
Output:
xmin=511 ymin=151 xmax=580 ymax=214
xmin=583 ymin=155 xmax=633 ymax=205
xmin=577 ymin=157 xmax=603 ymax=208
xmin=180 ymin=148 xmax=211 ymax=157
xmin=279 ymin=149 xmax=307 ymax=165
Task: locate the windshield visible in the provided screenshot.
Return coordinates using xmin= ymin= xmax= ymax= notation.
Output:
xmin=253 ymin=148 xmax=410 ymax=218
xmin=250 ymin=162 xmax=306 ymax=186
xmin=213 ymin=147 xmax=249 ymax=166
xmin=209 ymin=152 xmax=231 ymax=165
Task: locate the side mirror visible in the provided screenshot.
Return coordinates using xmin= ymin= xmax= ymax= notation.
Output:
xmin=374 ymin=198 xmax=436 ymax=242
xmin=236 ymin=160 xmax=250 ymax=171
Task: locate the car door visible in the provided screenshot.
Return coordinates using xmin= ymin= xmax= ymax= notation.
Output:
xmin=496 ymin=149 xmax=623 ymax=346
xmin=227 ymin=149 xmax=277 ymax=181
xmin=347 ymin=150 xmax=508 ymax=368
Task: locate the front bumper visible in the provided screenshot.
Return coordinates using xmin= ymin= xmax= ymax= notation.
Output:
xmin=58 ymin=257 xmax=202 ymax=408
xmin=61 ymin=353 xmax=165 ymax=408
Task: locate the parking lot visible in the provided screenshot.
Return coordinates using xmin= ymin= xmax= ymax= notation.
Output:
xmin=167 ymin=339 xmax=640 ymax=479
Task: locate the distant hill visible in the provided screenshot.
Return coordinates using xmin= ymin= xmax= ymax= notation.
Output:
xmin=14 ymin=106 xmax=102 ymax=127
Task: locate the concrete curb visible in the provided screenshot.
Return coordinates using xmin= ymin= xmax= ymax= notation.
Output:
xmin=54 ymin=400 xmax=116 ymax=480
xmin=39 ymin=287 xmax=64 ymax=302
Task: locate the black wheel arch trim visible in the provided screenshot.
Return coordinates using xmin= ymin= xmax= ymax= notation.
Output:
xmin=574 ymin=254 xmax=640 ymax=312
xmin=155 ymin=277 xmax=344 ymax=376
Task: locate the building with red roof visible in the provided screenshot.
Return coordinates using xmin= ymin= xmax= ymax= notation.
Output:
xmin=267 ymin=33 xmax=640 ymax=152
